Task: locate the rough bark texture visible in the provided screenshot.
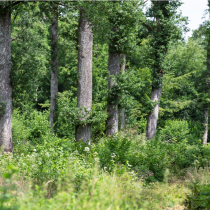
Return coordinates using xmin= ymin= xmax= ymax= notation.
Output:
xmin=121 ymin=108 xmax=125 ymax=130
xmin=146 ymin=85 xmax=162 ymax=140
xmin=202 ymin=104 xmax=208 ymax=145
xmin=105 ymin=51 xmax=120 ymax=136
xmin=0 ymin=11 xmax=13 ymax=152
xmin=75 ymin=14 xmax=93 ymax=145
xmin=120 ymin=54 xmax=126 ymax=130
xmin=202 ymin=38 xmax=210 ymax=145
xmin=50 ymin=10 xmax=58 ymax=128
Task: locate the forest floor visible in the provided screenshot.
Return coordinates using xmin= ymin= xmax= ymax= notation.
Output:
xmin=1 ymin=127 xmax=210 ymax=209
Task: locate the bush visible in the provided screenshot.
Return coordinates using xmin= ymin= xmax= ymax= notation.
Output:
xmin=56 ymin=91 xmax=77 ymax=138
xmin=12 ymin=108 xmax=52 ymax=155
xmin=126 ymin=135 xmax=210 ymax=182
xmin=95 ymin=134 xmax=132 ymax=171
xmin=157 ymin=120 xmax=189 ymax=142
xmin=185 ymin=183 xmax=210 ymax=209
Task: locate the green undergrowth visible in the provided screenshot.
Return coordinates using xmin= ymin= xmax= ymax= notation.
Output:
xmin=0 ymin=156 xmax=189 ymax=210
xmin=0 ymin=110 xmax=210 ymax=209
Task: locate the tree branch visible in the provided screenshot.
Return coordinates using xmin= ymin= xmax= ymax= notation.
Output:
xmin=11 ymin=1 xmax=21 ymax=8
xmin=11 ymin=26 xmax=28 ymax=42
xmin=4 ymin=1 xmax=21 ymax=12
xmin=12 ymin=11 xmax=19 ymax=22
xmin=140 ymin=20 xmax=153 ymax=31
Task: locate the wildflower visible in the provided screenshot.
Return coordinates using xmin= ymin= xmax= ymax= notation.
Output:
xmin=111 ymin=153 xmax=116 ymax=158
xmin=33 ymin=149 xmax=36 ymax=152
xmin=84 ymin=147 xmax=90 ymax=152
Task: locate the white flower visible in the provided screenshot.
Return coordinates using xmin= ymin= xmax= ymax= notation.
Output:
xmin=111 ymin=153 xmax=116 ymax=158
xmin=33 ymin=149 xmax=36 ymax=152
xmin=84 ymin=147 xmax=90 ymax=152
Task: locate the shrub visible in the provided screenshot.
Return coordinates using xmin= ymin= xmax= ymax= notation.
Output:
xmin=157 ymin=120 xmax=189 ymax=142
xmin=96 ymin=134 xmax=132 ymax=171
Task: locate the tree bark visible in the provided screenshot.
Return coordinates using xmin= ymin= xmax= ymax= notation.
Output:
xmin=105 ymin=51 xmax=120 ymax=136
xmin=202 ymin=104 xmax=208 ymax=145
xmin=202 ymin=36 xmax=210 ymax=145
xmin=75 ymin=13 xmax=93 ymax=145
xmin=121 ymin=108 xmax=125 ymax=130
xmin=120 ymin=54 xmax=126 ymax=130
xmin=50 ymin=7 xmax=58 ymax=129
xmin=0 ymin=11 xmax=13 ymax=152
xmin=146 ymin=84 xmax=162 ymax=140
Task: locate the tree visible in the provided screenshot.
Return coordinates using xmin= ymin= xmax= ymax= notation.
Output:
xmin=50 ymin=4 xmax=59 ymax=129
xmin=104 ymin=1 xmax=142 ymax=136
xmin=0 ymin=2 xmax=20 ymax=152
xmin=202 ymin=1 xmax=210 ymax=145
xmin=160 ymin=39 xmax=206 ymax=143
xmin=105 ymin=46 xmax=120 ymax=136
xmin=203 ymin=33 xmax=210 ymax=145
xmin=11 ymin=2 xmax=51 ymax=111
xmin=120 ymin=54 xmax=126 ymax=130
xmin=143 ymin=0 xmax=182 ymax=140
xmin=75 ymin=10 xmax=93 ymax=144
xmin=191 ymin=5 xmax=210 ymax=145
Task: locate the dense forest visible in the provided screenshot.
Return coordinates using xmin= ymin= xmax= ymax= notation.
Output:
xmin=1 ymin=1 xmax=210 ymax=209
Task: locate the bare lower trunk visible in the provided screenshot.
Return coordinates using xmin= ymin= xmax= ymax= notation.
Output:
xmin=75 ymin=13 xmax=93 ymax=145
xmin=121 ymin=108 xmax=125 ymax=130
xmin=0 ymin=11 xmax=13 ymax=152
xmin=120 ymin=54 xmax=126 ymax=130
xmin=50 ymin=8 xmax=58 ymax=129
xmin=105 ymin=51 xmax=120 ymax=136
xmin=202 ymin=104 xmax=208 ymax=145
xmin=146 ymin=85 xmax=162 ymax=140
xmin=202 ymin=35 xmax=210 ymax=144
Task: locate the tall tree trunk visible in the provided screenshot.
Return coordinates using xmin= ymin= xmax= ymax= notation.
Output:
xmin=105 ymin=51 xmax=120 ymax=136
xmin=145 ymin=1 xmax=170 ymax=140
xmin=0 ymin=11 xmax=13 ymax=152
xmin=202 ymin=37 xmax=210 ymax=145
xmin=146 ymin=84 xmax=162 ymax=140
xmin=50 ymin=6 xmax=58 ymax=129
xmin=75 ymin=12 xmax=93 ymax=145
xmin=120 ymin=54 xmax=126 ymax=130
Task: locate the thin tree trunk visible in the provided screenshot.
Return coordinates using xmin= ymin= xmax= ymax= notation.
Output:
xmin=50 ymin=7 xmax=58 ymax=129
xmin=0 ymin=11 xmax=13 ymax=152
xmin=75 ymin=12 xmax=93 ymax=145
xmin=202 ymin=36 xmax=210 ymax=145
xmin=105 ymin=51 xmax=120 ymax=136
xmin=146 ymin=84 xmax=162 ymax=140
xmin=120 ymin=54 xmax=126 ymax=130
xmin=202 ymin=104 xmax=208 ymax=145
